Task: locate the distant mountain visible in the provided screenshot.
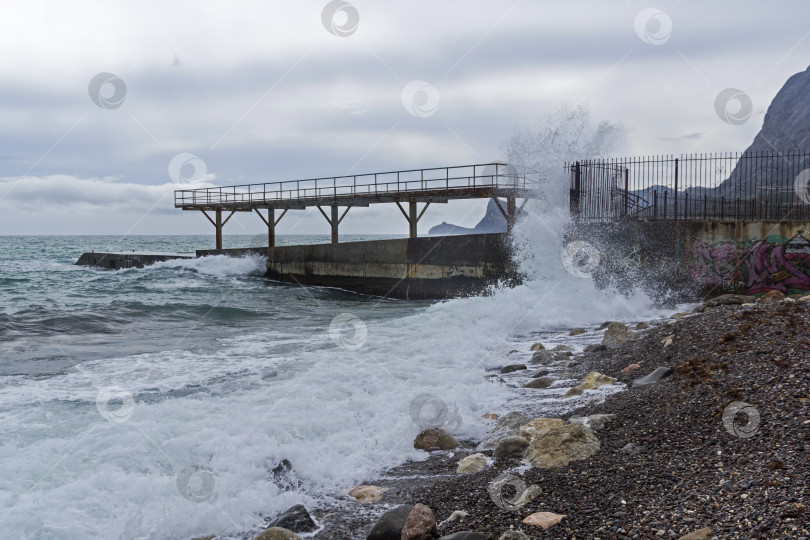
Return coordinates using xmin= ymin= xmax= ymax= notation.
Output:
xmin=718 ymin=64 xmax=810 ymax=195
xmin=428 ymin=198 xmax=523 ymax=235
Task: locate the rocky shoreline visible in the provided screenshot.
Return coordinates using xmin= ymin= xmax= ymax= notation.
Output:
xmin=237 ymin=292 xmax=809 ymax=540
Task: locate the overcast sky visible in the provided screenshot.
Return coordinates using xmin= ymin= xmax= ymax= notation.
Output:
xmin=1 ymin=1 xmax=809 ymax=239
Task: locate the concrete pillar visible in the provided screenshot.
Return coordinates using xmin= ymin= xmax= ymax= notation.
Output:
xmin=215 ymin=209 xmax=223 ymax=250
xmin=506 ymin=196 xmax=517 ymax=233
xmin=409 ymin=201 xmax=418 ymax=238
xmin=331 ymin=205 xmax=339 ymax=243
xmin=268 ymin=208 xmax=275 ymax=248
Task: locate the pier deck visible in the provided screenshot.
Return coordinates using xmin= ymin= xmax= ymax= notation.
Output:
xmin=174 ymin=162 xmax=537 ymax=248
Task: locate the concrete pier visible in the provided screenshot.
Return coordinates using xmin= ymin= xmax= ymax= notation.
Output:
xmin=75 ymin=251 xmax=193 ymax=269
xmin=260 ymin=233 xmax=516 ymax=299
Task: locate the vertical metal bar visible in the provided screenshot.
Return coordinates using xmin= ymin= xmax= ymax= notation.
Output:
xmin=409 ymin=201 xmax=417 ymax=238
xmin=268 ymin=208 xmax=275 ymax=248
xmin=623 ymin=167 xmax=629 ymax=217
xmin=673 ymin=157 xmax=679 ymax=220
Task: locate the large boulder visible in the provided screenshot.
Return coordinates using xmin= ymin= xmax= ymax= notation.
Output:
xmin=366 ymin=505 xmax=414 ymax=540
xmin=530 ymin=350 xmax=556 ymax=365
xmin=401 ymin=504 xmax=437 ymax=540
xmin=267 ymin=505 xmax=317 ymax=533
xmin=602 ymin=322 xmax=637 ymax=346
xmin=254 ymin=528 xmax=301 ymax=540
xmin=492 ymin=436 xmax=529 ymax=459
xmin=414 ymin=429 xmax=459 ymax=451
xmin=456 ymin=453 xmax=488 ymax=474
xmin=524 ymin=423 xmax=600 ymax=468
xmin=478 ymin=411 xmax=531 ymax=450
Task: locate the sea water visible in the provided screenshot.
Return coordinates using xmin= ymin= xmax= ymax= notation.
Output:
xmin=0 ymin=214 xmax=671 ymax=539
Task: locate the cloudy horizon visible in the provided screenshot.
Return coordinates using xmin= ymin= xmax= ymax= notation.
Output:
xmin=1 ymin=1 xmax=809 ymax=239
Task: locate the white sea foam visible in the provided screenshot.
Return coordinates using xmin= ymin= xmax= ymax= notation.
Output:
xmin=0 ymin=215 xmax=676 ymax=539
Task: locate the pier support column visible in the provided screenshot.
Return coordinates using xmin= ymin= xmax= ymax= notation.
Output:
xmin=215 ymin=209 xmax=223 ymax=250
xmin=331 ymin=205 xmax=339 ymax=243
xmin=254 ymin=208 xmax=289 ymax=248
xmin=491 ymin=196 xmax=528 ymax=234
xmin=317 ymin=204 xmax=351 ymax=244
xmin=396 ymin=201 xmax=431 ymax=238
xmin=201 ymin=209 xmax=235 ymax=250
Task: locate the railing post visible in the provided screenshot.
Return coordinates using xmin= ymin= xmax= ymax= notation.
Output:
xmin=653 ymin=190 xmax=658 ymax=220
xmin=569 ymin=161 xmax=581 ymax=217
xmin=623 ymin=167 xmax=629 ymax=217
xmin=673 ymin=158 xmax=679 ymax=220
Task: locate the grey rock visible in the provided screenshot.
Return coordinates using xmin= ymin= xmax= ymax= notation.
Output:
xmin=478 ymin=411 xmax=531 ymax=450
xmin=254 ymin=527 xmax=302 ymax=540
xmin=635 ymin=322 xmax=650 ymax=330
xmin=584 ymin=344 xmax=608 ymax=353
xmin=523 ymin=377 xmax=554 ymax=389
xmin=366 ymin=505 xmax=414 ymax=540
xmin=632 ymin=367 xmax=674 ymax=387
xmin=602 ymin=322 xmax=637 ymax=346
xmin=621 ymin=442 xmax=645 ymax=455
xmin=569 ymin=414 xmax=616 ymax=430
xmin=698 ymin=294 xmax=752 ymax=311
xmin=500 ymin=364 xmax=527 ymax=374
xmin=552 ymin=345 xmax=573 ymax=353
xmin=532 ymin=369 xmax=550 ymax=377
xmin=492 ymin=435 xmax=530 ymax=459
xmin=267 ymin=504 xmax=317 ymax=533
xmin=499 ymin=531 xmax=530 ymax=540
xmin=530 ymin=350 xmax=555 ymax=365
xmin=438 ymin=533 xmax=489 ymax=540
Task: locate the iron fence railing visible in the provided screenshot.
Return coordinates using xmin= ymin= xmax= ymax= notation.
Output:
xmin=568 ymin=150 xmax=810 ymax=221
xmin=174 ymin=162 xmax=531 ymax=208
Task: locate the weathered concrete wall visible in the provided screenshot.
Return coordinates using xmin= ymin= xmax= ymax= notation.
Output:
xmin=258 ymin=233 xmax=517 ymax=299
xmin=75 ymin=252 xmax=193 ymax=269
xmin=566 ymin=220 xmax=810 ymax=299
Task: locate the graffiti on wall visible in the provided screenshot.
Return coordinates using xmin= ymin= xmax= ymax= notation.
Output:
xmin=691 ymin=233 xmax=810 ymax=294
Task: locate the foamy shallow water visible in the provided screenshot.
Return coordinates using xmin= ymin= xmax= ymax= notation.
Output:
xmin=0 ymin=225 xmax=679 ymax=539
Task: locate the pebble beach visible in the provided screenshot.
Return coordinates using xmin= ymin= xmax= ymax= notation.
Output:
xmin=266 ymin=292 xmax=809 ymax=540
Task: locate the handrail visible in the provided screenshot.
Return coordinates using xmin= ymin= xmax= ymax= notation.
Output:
xmin=174 ymin=162 xmax=535 ymax=208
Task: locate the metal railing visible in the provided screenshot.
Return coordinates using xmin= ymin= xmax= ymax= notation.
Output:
xmin=174 ymin=163 xmax=532 ymax=208
xmin=569 ymin=150 xmax=810 ymax=221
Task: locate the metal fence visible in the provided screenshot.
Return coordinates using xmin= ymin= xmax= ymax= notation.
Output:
xmin=568 ymin=150 xmax=810 ymax=221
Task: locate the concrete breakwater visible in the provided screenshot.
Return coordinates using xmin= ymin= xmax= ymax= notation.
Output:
xmin=77 ymin=233 xmax=519 ymax=299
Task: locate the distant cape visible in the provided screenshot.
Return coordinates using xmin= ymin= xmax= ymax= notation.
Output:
xmin=428 ymin=198 xmax=524 ymax=235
